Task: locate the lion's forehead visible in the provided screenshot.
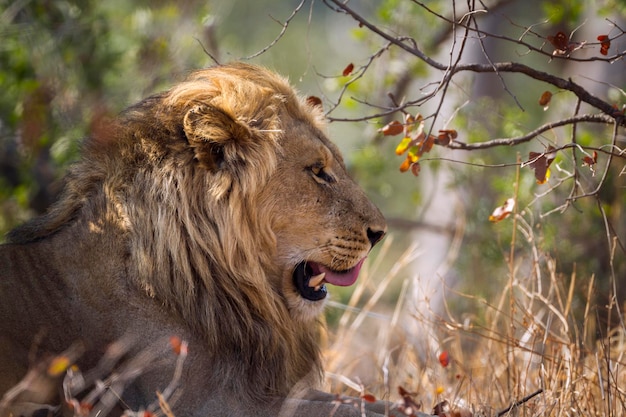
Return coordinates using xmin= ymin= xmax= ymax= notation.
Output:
xmin=281 ymin=118 xmax=345 ymax=167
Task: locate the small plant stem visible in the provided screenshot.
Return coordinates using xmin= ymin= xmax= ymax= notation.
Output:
xmin=506 ymin=153 xmax=521 ymax=398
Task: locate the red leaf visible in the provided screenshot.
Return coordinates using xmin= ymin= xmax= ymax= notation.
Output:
xmin=598 ymin=34 xmax=610 ymax=55
xmin=361 ymin=393 xmax=377 ymax=403
xmin=582 ymin=150 xmax=598 ymax=175
xmin=547 ymin=31 xmax=569 ymax=51
xmin=582 ymin=151 xmax=597 ymax=166
xmin=380 ymin=120 xmax=404 ymax=136
xmin=342 ymin=63 xmax=354 ymax=76
xmin=438 ymin=351 xmax=450 ymax=367
xmin=306 ymin=96 xmax=323 ymax=108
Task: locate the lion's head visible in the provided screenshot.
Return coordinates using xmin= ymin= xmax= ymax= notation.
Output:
xmin=102 ymin=62 xmax=386 ymax=323
xmin=3 ymin=63 xmax=386 ymax=412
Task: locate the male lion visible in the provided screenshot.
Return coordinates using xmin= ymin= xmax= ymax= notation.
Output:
xmin=0 ymin=63 xmax=405 ymax=416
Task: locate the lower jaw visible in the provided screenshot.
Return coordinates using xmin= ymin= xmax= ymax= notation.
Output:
xmin=292 ymin=261 xmax=328 ymax=301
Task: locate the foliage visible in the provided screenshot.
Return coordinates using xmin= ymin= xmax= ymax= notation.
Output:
xmin=319 ymin=0 xmax=626 ymax=324
xmin=0 ymin=0 xmax=215 ymax=235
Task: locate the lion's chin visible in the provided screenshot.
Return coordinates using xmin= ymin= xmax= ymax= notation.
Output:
xmin=292 ymin=259 xmax=365 ymax=302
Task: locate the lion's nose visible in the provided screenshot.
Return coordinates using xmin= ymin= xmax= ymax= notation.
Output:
xmin=366 ymin=228 xmax=386 ymax=248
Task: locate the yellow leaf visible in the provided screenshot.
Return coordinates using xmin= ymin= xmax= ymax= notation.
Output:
xmin=407 ymin=146 xmax=420 ymax=163
xmin=395 ymin=137 xmax=412 ymax=155
xmin=48 ymin=356 xmax=71 ymax=377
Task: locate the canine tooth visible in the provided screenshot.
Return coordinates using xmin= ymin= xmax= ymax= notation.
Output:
xmin=308 ymin=272 xmax=326 ymax=288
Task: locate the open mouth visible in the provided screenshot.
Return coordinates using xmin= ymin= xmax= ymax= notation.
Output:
xmin=292 ymin=258 xmax=366 ymax=301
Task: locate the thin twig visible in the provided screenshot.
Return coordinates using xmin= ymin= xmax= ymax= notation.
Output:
xmin=496 ymin=388 xmax=544 ymax=416
xmin=243 ymin=0 xmax=306 ymax=60
xmin=195 ymin=38 xmax=220 ymax=65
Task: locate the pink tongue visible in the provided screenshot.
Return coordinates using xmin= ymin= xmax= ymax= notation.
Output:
xmin=319 ymin=258 xmax=365 ymax=287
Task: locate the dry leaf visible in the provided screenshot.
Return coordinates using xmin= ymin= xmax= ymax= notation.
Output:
xmin=547 ymin=31 xmax=585 ymax=56
xmin=399 ymin=156 xmax=412 ymax=173
xmin=439 ymin=351 xmax=450 ymax=367
xmin=380 ymin=120 xmax=404 ymax=136
xmin=422 ymin=134 xmax=436 ymax=154
xmin=361 ymin=393 xmax=377 ymax=403
xmin=526 ymin=146 xmax=556 ymax=184
xmin=306 ymin=96 xmax=323 ymax=108
xmin=582 ymin=150 xmax=598 ymax=175
xmin=539 ymin=91 xmax=552 ymax=110
xmin=411 ymin=162 xmax=421 ymax=176
xmin=437 ymin=129 xmax=457 ymax=146
xmin=597 ymin=35 xmax=610 ymax=55
xmin=489 ymin=198 xmax=515 ymax=223
xmin=342 ymin=63 xmax=354 ymax=76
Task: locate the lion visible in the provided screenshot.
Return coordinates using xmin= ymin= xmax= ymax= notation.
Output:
xmin=0 ymin=63 xmax=400 ymax=417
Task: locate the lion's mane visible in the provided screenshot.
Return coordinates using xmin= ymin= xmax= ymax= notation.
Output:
xmin=7 ymin=64 xmax=325 ymax=399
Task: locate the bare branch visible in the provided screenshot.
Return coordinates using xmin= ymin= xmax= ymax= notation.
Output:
xmin=447 ymin=114 xmax=615 ymax=150
xmin=451 ymin=62 xmax=625 ymax=125
xmin=325 ymin=0 xmax=626 ymax=127
xmin=413 ymin=0 xmax=626 ymax=63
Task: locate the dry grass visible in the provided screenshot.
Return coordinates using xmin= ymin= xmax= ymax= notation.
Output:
xmin=322 ymin=227 xmax=626 ymax=417
xmin=2 ymin=231 xmax=624 ymax=416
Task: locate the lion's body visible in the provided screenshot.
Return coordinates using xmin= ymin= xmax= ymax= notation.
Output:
xmin=0 ymin=63 xmax=389 ymax=417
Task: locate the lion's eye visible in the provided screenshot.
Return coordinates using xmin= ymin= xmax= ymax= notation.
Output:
xmin=310 ymin=164 xmax=335 ymax=184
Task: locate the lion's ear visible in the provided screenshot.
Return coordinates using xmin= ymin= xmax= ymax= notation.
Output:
xmin=183 ymin=104 xmax=253 ymax=171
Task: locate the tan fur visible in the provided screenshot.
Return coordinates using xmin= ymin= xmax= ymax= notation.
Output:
xmin=0 ymin=63 xmax=390 ymax=416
